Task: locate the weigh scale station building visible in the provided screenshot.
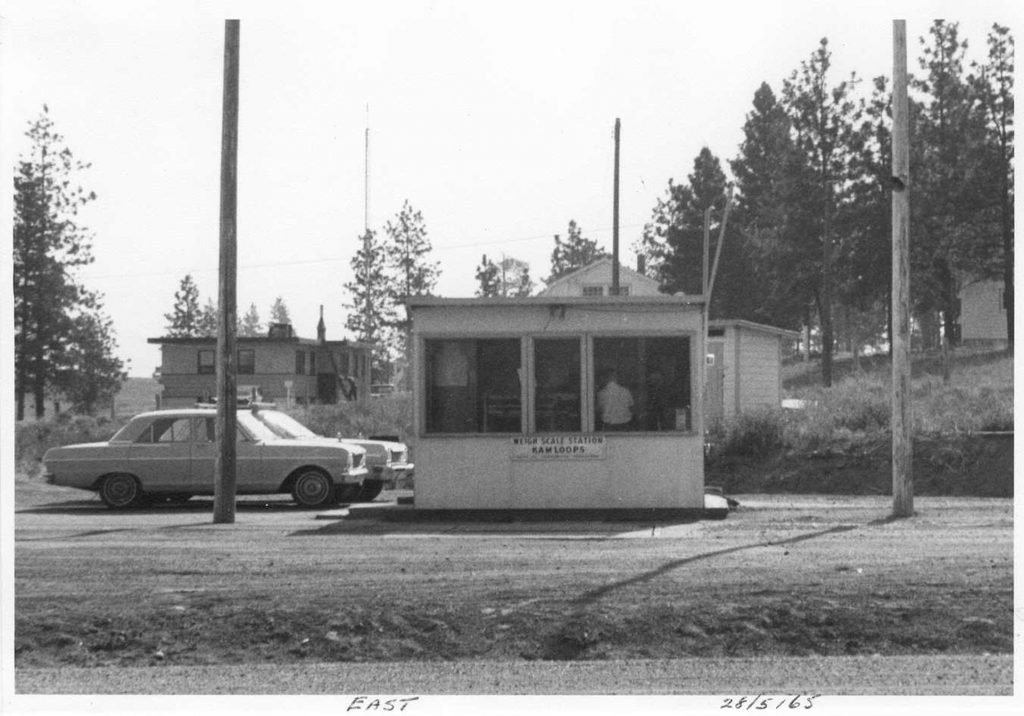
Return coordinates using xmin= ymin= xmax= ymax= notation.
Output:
xmin=405 ymin=293 xmax=708 ymax=514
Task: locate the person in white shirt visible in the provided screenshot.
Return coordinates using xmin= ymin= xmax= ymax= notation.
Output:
xmin=597 ymin=369 xmax=634 ymax=430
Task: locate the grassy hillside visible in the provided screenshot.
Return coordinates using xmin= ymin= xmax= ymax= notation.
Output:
xmin=113 ymin=377 xmax=162 ymax=418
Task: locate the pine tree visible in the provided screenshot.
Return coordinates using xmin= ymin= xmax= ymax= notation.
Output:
xmin=781 ymin=37 xmax=862 ymax=386
xmin=52 ymin=307 xmax=126 ymax=414
xmin=547 ymin=220 xmax=608 ymax=284
xmin=970 ymin=23 xmax=1015 ymax=349
xmin=729 ymin=82 xmax=812 ymax=330
xmin=239 ymin=303 xmax=263 ymax=337
xmin=195 ymin=298 xmax=219 ymax=337
xmin=269 ymin=297 xmax=292 ymax=325
xmin=911 ymin=21 xmax=995 ymax=351
xmin=13 ymin=107 xmax=100 ymax=419
xmin=345 ymin=229 xmax=396 ymax=379
xmin=383 ymin=201 xmax=440 ymax=357
xmin=164 ymin=275 xmax=202 ymax=337
xmin=475 ymin=254 xmax=501 ymax=297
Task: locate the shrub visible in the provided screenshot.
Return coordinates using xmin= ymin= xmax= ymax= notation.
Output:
xmin=709 ymin=409 xmax=785 ymax=459
xmin=288 ymin=394 xmax=413 ymax=443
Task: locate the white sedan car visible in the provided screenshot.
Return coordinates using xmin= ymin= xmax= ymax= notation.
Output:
xmin=42 ymin=408 xmax=368 ymax=509
xmin=249 ymin=408 xmax=413 ymax=502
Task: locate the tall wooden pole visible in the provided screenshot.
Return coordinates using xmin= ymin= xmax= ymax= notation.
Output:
xmin=611 ymin=118 xmax=621 ymax=295
xmin=891 ymin=19 xmax=913 ymax=518
xmin=214 ymin=19 xmax=240 ymax=524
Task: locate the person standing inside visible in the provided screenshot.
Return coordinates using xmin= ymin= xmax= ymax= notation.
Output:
xmin=597 ymin=369 xmax=634 ymax=431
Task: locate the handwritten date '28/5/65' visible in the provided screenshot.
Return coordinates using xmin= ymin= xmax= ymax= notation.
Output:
xmin=721 ymin=694 xmax=821 ymax=710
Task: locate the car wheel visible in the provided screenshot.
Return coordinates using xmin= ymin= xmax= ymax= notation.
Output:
xmin=357 ymin=479 xmax=384 ymax=502
xmin=291 ymin=468 xmax=336 ymax=508
xmin=99 ymin=474 xmax=145 ymax=509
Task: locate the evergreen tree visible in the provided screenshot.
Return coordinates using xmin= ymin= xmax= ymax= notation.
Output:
xmin=52 ymin=307 xmax=126 ymax=414
xmin=383 ymin=201 xmax=440 ymax=357
xmin=782 ymin=37 xmax=862 ymax=386
xmin=547 ymin=220 xmax=608 ymax=284
xmin=344 ymin=229 xmax=396 ymax=379
xmin=475 ymin=254 xmax=501 ymax=297
xmin=911 ymin=21 xmax=995 ymax=349
xmin=239 ymin=303 xmax=263 ymax=337
xmin=970 ymin=23 xmax=1015 ymax=348
xmin=195 ymin=298 xmax=219 ymax=337
xmin=269 ymin=296 xmax=291 ymax=325
xmin=164 ymin=275 xmax=202 ymax=337
xmin=729 ymin=82 xmax=813 ymax=330
xmin=13 ymin=107 xmax=99 ymax=419
xmin=638 ymin=148 xmax=754 ymax=319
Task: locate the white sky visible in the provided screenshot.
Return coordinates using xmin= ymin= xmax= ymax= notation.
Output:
xmin=1 ymin=0 xmax=1018 ymax=376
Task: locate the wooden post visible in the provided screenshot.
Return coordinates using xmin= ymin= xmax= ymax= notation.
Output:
xmin=611 ymin=118 xmax=620 ymax=295
xmin=214 ymin=19 xmax=240 ymax=524
xmin=891 ymin=19 xmax=913 ymax=518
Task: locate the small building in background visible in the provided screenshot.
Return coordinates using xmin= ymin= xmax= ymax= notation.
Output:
xmin=705 ymin=320 xmax=800 ymax=425
xmin=406 ymin=294 xmax=706 ymax=511
xmin=958 ymin=278 xmax=1009 ymax=348
xmin=539 ymin=256 xmax=652 ymax=298
xmin=148 ymin=311 xmax=371 ymax=408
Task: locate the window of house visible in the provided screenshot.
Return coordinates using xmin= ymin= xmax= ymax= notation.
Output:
xmin=425 ymin=338 xmax=521 ymax=433
xmin=582 ymin=285 xmax=604 ymax=297
xmin=197 ymin=350 xmax=215 ymax=375
xmin=238 ymin=349 xmax=255 ymax=375
xmin=534 ymin=338 xmax=581 ymax=432
xmin=593 ymin=336 xmax=691 ymax=432
xmin=614 ymin=285 xmax=631 ymax=296
xmin=309 ymin=351 xmax=317 ymax=375
xmin=295 ymin=350 xmax=306 ymax=375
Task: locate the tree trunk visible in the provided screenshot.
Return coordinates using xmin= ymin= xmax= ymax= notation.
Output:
xmin=821 ymin=193 xmax=834 ymax=388
xmin=1001 ymin=175 xmax=1013 ymax=352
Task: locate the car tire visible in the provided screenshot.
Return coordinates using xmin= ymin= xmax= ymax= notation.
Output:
xmin=291 ymin=468 xmax=336 ymax=508
xmin=99 ymin=474 xmax=145 ymax=509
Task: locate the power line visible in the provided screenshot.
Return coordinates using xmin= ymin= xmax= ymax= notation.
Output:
xmin=81 ymin=222 xmax=649 ymax=280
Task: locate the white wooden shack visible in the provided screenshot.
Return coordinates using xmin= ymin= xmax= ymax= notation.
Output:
xmin=704 ymin=320 xmax=800 ymax=424
xmin=405 ymin=295 xmax=706 ymax=511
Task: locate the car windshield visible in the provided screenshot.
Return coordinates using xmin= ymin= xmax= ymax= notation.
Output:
xmin=251 ymin=410 xmax=321 ymax=440
xmin=236 ymin=411 xmax=287 ymax=442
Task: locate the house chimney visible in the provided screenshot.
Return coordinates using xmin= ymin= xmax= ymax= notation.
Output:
xmin=637 ymin=255 xmax=646 ymax=275
xmin=317 ymin=305 xmax=326 ymax=343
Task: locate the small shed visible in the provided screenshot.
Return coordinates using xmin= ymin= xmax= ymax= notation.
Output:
xmin=406 ymin=294 xmax=706 ymax=511
xmin=704 ymin=319 xmax=800 ymax=424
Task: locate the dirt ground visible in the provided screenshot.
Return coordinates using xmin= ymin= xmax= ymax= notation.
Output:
xmin=13 ymin=474 xmax=1013 ymax=689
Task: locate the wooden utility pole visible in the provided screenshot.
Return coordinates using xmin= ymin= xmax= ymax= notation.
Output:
xmin=611 ymin=118 xmax=621 ymax=295
xmin=214 ymin=19 xmax=240 ymax=524
xmin=891 ymin=19 xmax=913 ymax=518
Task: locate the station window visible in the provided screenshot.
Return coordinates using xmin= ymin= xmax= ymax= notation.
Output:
xmin=295 ymin=350 xmax=306 ymax=375
xmin=425 ymin=338 xmax=521 ymax=433
xmin=593 ymin=336 xmax=691 ymax=432
xmin=197 ymin=350 xmax=214 ymax=375
xmin=309 ymin=351 xmax=317 ymax=375
xmin=534 ymin=338 xmax=581 ymax=432
xmin=238 ymin=349 xmax=255 ymax=375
